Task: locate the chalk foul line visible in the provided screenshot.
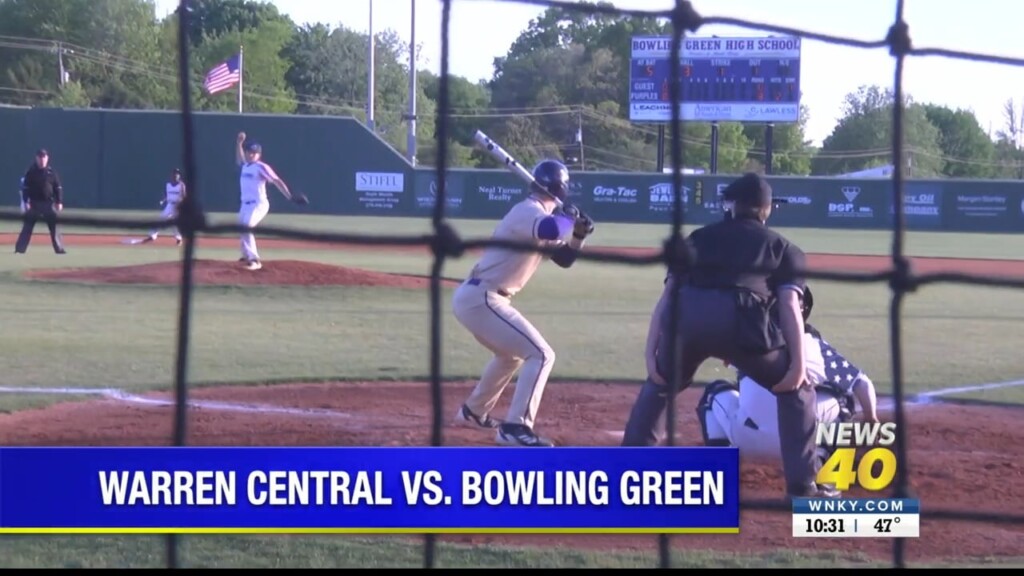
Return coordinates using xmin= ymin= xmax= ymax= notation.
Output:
xmin=601 ymin=377 xmax=1024 ymax=439
xmin=1 ymin=378 xmax=1021 ymax=430
xmin=0 ymin=386 xmax=353 ymax=420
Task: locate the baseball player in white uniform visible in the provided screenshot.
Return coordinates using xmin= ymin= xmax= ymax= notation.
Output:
xmin=234 ymin=132 xmax=306 ymax=271
xmin=141 ymin=168 xmax=185 ymax=245
xmin=696 ymin=287 xmax=880 ymax=468
xmin=451 ymin=159 xmax=595 ymax=447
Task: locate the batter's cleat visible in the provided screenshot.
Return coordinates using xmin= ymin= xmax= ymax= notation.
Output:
xmin=175 ymin=238 xmax=182 ymax=246
xmin=454 ymin=404 xmax=500 ymax=429
xmin=496 ymin=423 xmax=555 ymax=447
xmin=245 ymin=260 xmax=262 ymax=271
xmin=141 ymin=236 xmax=155 ymax=243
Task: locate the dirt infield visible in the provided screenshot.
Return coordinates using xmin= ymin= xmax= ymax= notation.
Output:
xmin=3 ymin=232 xmax=1023 ymax=564
xmin=0 ymin=380 xmax=1020 ymax=564
xmin=23 ymin=259 xmax=459 ymax=288
xmin=8 ymin=232 xmax=1024 ymax=280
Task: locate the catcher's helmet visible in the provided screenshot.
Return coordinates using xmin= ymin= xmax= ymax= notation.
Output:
xmin=531 ymin=159 xmax=570 ymax=201
xmin=801 ymin=285 xmax=814 ymax=321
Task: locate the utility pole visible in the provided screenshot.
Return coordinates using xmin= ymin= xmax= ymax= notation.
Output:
xmin=56 ymin=41 xmax=67 ymax=87
xmin=405 ymin=0 xmax=418 ymax=165
xmin=366 ymin=0 xmax=375 ymax=131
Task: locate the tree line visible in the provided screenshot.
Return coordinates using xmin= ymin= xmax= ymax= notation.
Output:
xmin=1 ymin=0 xmax=1022 ymax=178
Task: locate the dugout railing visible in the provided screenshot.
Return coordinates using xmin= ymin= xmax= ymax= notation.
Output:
xmin=3 ymin=0 xmax=1024 ymax=569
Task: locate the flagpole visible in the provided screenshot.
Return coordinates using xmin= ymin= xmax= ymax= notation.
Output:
xmin=238 ymin=45 xmax=244 ymax=114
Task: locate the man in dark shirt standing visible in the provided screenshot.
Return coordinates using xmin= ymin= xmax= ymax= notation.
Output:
xmin=622 ymin=172 xmax=830 ymax=499
xmin=16 ymin=149 xmax=66 ymax=254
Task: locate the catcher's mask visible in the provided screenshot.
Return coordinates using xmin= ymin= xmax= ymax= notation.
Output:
xmin=802 ymin=286 xmax=814 ymax=321
xmin=695 ymin=379 xmax=739 ymax=446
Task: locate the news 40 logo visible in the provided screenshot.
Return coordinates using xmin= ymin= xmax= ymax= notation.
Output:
xmin=816 ymin=421 xmax=897 ymax=492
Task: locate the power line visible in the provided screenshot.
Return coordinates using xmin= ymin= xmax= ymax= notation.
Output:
xmin=2 ymin=34 xmax=1022 ymax=172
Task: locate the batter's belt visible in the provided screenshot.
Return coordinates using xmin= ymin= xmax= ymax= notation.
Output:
xmin=466 ymin=278 xmax=512 ymax=298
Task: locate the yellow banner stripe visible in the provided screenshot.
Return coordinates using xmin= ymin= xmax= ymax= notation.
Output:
xmin=0 ymin=527 xmax=739 ymax=535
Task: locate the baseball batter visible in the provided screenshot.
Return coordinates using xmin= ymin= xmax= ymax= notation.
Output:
xmin=234 ymin=132 xmax=306 ymax=271
xmin=451 ymin=159 xmax=595 ymax=447
xmin=696 ymin=287 xmax=879 ymax=483
xmin=141 ymin=168 xmax=185 ymax=245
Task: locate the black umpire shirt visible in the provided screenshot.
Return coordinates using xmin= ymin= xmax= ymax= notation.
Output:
xmin=21 ymin=164 xmax=64 ymax=206
xmin=676 ymin=215 xmax=807 ymax=298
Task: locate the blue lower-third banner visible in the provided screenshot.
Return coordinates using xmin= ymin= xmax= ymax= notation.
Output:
xmin=0 ymin=447 xmax=739 ymax=534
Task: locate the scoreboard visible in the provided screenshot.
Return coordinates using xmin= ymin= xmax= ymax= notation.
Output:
xmin=629 ymin=35 xmax=802 ymax=124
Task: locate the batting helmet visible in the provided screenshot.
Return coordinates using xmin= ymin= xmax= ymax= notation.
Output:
xmin=531 ymin=159 xmax=570 ymax=201
xmin=801 ymin=285 xmax=814 ymax=321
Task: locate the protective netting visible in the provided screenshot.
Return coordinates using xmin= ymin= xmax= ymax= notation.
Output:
xmin=3 ymin=0 xmax=1024 ymax=569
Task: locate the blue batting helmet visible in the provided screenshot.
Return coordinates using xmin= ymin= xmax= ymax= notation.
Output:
xmin=531 ymin=159 xmax=570 ymax=201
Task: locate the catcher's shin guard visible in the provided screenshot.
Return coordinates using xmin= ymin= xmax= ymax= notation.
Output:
xmin=696 ymin=379 xmax=740 ymax=446
xmin=621 ymin=379 xmax=670 ymax=446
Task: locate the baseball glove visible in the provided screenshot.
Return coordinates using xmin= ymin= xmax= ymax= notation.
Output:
xmin=291 ymin=193 xmax=309 ymax=205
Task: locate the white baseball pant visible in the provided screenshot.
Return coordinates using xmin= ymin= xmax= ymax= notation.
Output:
xmin=148 ymin=202 xmax=181 ymax=240
xmin=238 ymin=199 xmax=270 ymax=261
xmin=701 ymin=377 xmax=847 ymax=461
xmin=451 ymin=280 xmax=555 ymax=430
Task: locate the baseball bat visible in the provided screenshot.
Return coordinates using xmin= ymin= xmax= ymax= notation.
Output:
xmin=472 ymin=129 xmax=564 ymax=207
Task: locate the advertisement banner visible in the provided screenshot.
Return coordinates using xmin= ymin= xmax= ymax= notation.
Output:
xmin=575 ymin=172 xmax=650 ymax=223
xmin=891 ymin=183 xmax=943 ymax=229
xmin=463 ymin=170 xmax=530 ymax=220
xmin=412 ymin=170 xmax=466 ymax=217
xmin=758 ymin=179 xmax=817 ymax=228
xmin=942 ymin=182 xmax=1022 ymax=232
xmin=402 ymin=169 xmax=1024 ymax=234
xmin=354 ymin=171 xmax=408 ymax=214
xmin=818 ymin=181 xmax=888 ymax=229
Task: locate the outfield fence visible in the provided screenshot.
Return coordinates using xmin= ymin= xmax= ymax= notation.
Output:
xmin=3 ymin=0 xmax=1024 ymax=569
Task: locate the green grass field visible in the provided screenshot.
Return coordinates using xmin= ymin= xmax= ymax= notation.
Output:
xmin=1 ymin=210 xmax=1022 ymax=568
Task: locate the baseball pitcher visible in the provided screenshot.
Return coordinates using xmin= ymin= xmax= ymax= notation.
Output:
xmin=234 ymin=132 xmax=307 ymax=271
xmin=141 ymin=168 xmax=185 ymax=245
xmin=696 ymin=287 xmax=880 ymax=473
xmin=451 ymin=159 xmax=595 ymax=447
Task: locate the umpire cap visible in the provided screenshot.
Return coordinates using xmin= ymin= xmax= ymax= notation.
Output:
xmin=720 ymin=172 xmax=772 ymax=208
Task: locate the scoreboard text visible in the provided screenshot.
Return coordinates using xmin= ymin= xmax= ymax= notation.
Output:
xmin=629 ymin=35 xmax=802 ymax=124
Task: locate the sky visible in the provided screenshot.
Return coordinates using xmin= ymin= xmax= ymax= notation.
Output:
xmin=154 ymin=0 xmax=1024 ymax=147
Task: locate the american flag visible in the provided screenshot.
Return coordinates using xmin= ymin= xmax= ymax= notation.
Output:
xmin=203 ymin=53 xmax=241 ymax=95
xmin=813 ymin=330 xmax=865 ymax=395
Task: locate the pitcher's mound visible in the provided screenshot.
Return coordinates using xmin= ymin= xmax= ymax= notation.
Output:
xmin=24 ymin=259 xmax=455 ymax=288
